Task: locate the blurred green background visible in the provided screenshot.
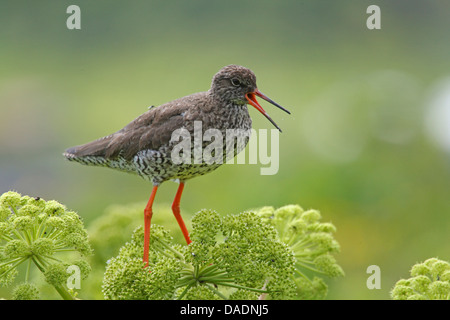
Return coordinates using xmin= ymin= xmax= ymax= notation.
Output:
xmin=1 ymin=0 xmax=449 ymax=299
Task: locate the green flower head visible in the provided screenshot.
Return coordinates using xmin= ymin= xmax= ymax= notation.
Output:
xmin=11 ymin=282 xmax=40 ymax=300
xmin=102 ymin=205 xmax=341 ymax=300
xmin=0 ymin=191 xmax=92 ymax=300
xmin=254 ymin=204 xmax=344 ymax=299
xmin=391 ymin=258 xmax=450 ymax=300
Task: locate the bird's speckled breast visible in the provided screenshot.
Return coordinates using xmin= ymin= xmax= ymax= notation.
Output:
xmin=133 ymin=103 xmax=252 ymax=184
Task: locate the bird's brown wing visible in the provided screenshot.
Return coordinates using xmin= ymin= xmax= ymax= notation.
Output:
xmin=64 ymin=93 xmax=205 ymax=161
xmin=105 ymin=105 xmax=186 ymax=160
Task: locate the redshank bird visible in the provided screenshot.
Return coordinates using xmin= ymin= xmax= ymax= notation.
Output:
xmin=63 ymin=65 xmax=290 ymax=266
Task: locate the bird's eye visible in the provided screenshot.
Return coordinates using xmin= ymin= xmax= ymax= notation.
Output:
xmin=231 ymin=78 xmax=241 ymax=87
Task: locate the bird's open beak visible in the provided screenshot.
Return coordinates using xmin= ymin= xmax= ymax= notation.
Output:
xmin=245 ymin=89 xmax=290 ymax=132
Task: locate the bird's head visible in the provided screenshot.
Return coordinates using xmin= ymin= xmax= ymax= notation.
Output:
xmin=211 ymin=65 xmax=290 ymax=132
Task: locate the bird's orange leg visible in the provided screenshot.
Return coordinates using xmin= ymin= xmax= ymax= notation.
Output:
xmin=172 ymin=182 xmax=192 ymax=245
xmin=143 ymin=185 xmax=158 ymax=267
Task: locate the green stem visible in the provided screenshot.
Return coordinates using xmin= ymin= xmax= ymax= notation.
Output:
xmin=25 ymin=258 xmax=32 ymax=282
xmin=0 ymin=233 xmax=14 ymax=241
xmin=176 ymin=277 xmax=197 ymax=288
xmin=198 ymin=263 xmax=220 ymax=275
xmin=53 ymin=284 xmax=75 ymax=300
xmin=41 ymin=254 xmax=63 ymax=263
xmin=53 ymin=248 xmax=77 ymax=253
xmin=47 ymin=230 xmax=65 ymax=242
xmin=0 ymin=256 xmax=28 ymax=277
xmin=31 ymin=256 xmax=74 ymax=300
xmin=22 ymin=229 xmax=34 ymax=246
xmin=0 ymin=256 xmax=25 ymax=268
xmin=294 ymin=268 xmax=313 ymax=282
xmin=176 ymin=283 xmax=194 ymax=300
xmin=290 ymin=238 xmax=315 ymax=252
xmin=154 ymin=239 xmax=185 ymax=260
xmin=295 ymin=260 xmax=326 ymax=275
xmin=203 ymin=283 xmax=228 ymax=300
xmin=11 ymin=229 xmax=27 ymax=243
xmin=214 ymin=281 xmax=272 ymax=293
xmin=35 ymin=219 xmax=48 ymax=240
xmin=198 ymin=275 xmax=232 ymax=283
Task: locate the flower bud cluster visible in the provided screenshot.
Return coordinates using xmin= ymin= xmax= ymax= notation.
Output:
xmin=103 ymin=208 xmax=298 ymax=299
xmin=0 ymin=191 xmax=91 ymax=299
xmin=102 ymin=205 xmax=342 ymax=300
xmin=255 ymin=204 xmax=344 ymax=299
xmin=391 ymin=258 xmax=450 ymax=300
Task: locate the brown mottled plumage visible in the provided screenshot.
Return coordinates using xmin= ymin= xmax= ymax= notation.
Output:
xmin=63 ymin=65 xmax=290 ymax=266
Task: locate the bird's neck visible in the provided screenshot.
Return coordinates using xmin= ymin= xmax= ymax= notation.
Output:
xmin=201 ymin=91 xmax=250 ymax=130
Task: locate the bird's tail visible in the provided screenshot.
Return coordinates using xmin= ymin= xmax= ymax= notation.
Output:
xmin=63 ymin=136 xmax=113 ymax=166
xmin=63 ymin=134 xmax=137 ymax=174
